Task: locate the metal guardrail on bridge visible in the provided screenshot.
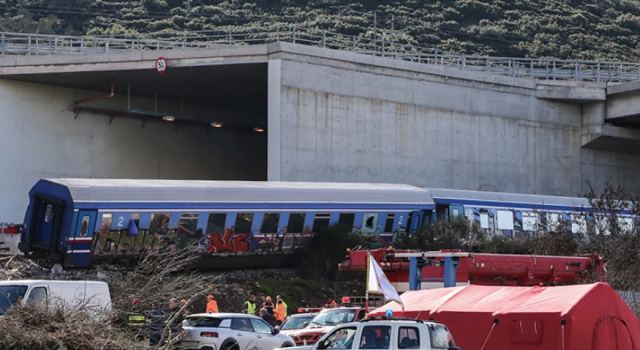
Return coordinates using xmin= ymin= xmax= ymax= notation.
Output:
xmin=1 ymin=28 xmax=640 ymax=82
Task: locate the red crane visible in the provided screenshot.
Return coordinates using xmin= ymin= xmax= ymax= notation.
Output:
xmin=338 ymin=248 xmax=606 ymax=291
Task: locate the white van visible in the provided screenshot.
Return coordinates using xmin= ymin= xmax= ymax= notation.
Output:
xmin=0 ymin=280 xmax=111 ymax=317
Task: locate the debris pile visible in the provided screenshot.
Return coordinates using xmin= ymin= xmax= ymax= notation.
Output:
xmin=0 ymin=303 xmax=146 ymax=350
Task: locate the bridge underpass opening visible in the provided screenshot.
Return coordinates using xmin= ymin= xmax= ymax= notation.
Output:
xmin=2 ymin=63 xmax=268 ymax=183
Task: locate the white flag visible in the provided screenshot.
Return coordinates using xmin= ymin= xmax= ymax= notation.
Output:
xmin=366 ymin=253 xmax=404 ymax=306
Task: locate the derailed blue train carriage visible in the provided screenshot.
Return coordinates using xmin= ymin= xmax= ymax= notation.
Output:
xmin=20 ymin=179 xmax=435 ymax=267
xmin=430 ymin=188 xmax=636 ymax=237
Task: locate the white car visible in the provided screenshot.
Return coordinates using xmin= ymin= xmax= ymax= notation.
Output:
xmin=179 ymin=313 xmax=296 ymax=350
xmin=283 ymin=319 xmax=459 ymax=350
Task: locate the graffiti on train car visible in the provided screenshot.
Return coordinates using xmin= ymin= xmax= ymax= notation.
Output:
xmin=204 ymin=229 xmax=251 ymax=253
xmin=90 ymin=210 xmax=314 ymax=256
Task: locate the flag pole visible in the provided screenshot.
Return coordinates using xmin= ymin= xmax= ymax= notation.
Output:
xmin=365 ymin=252 xmax=370 ymax=313
xmin=365 ymin=290 xmax=369 ymax=314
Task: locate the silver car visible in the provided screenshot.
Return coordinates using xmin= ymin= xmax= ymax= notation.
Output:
xmin=179 ymin=313 xmax=295 ymax=350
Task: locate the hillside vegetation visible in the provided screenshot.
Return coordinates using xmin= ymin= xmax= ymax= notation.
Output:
xmin=1 ymin=1 xmax=640 ymax=61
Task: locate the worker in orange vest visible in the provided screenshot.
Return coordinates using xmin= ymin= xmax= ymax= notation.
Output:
xmin=206 ymin=295 xmax=219 ymax=313
xmin=275 ymin=295 xmax=288 ymax=325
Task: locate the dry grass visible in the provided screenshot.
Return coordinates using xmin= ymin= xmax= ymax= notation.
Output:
xmin=0 ymin=303 xmax=147 ymax=350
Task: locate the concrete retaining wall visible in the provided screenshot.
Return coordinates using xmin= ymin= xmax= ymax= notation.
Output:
xmin=268 ymin=51 xmax=640 ymax=196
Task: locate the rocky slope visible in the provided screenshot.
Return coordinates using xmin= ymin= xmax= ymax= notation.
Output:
xmin=1 ymin=1 xmax=640 ymax=60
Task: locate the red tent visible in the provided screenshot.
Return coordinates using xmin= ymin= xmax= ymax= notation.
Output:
xmin=370 ymin=283 xmax=640 ymax=350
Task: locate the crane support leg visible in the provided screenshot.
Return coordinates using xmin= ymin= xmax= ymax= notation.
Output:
xmin=444 ymin=257 xmax=456 ymax=288
xmin=409 ymin=257 xmax=420 ymax=290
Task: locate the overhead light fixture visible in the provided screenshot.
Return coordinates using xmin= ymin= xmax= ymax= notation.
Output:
xmin=210 ymin=122 xmax=223 ymax=128
xmin=253 ymin=126 xmax=265 ymax=133
xmin=162 ymin=115 xmax=175 ymax=122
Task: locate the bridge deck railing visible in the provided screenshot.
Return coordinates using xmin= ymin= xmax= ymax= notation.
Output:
xmin=2 ymin=29 xmax=639 ymax=82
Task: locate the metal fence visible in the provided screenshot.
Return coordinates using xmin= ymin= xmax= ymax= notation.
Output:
xmin=2 ymin=28 xmax=640 ymax=82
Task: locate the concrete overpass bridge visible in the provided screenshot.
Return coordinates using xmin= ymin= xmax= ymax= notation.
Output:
xmin=0 ymin=29 xmax=639 ymax=223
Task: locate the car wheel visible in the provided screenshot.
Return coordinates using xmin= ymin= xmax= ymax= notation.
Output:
xmin=281 ymin=342 xmax=294 ymax=348
xmin=222 ymin=341 xmax=240 ymax=350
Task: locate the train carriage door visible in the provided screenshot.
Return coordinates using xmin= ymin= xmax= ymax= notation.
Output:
xmin=66 ymin=210 xmax=97 ymax=266
xmin=408 ymin=211 xmax=424 ymax=234
xmin=448 ymin=204 xmax=464 ymax=221
xmin=71 ymin=211 xmax=96 ymax=250
xmin=31 ymin=197 xmax=64 ymax=252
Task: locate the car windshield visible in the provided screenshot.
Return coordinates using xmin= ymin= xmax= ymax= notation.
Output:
xmin=0 ymin=286 xmax=27 ymax=315
xmin=310 ymin=309 xmax=356 ymax=327
xmin=281 ymin=315 xmax=315 ymax=330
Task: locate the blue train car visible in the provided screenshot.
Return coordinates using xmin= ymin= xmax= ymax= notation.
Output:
xmin=21 ymin=179 xmax=435 ymax=267
xmin=429 ymin=188 xmax=635 ymax=238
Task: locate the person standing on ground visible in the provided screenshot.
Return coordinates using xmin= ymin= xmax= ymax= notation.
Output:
xmin=206 ymin=295 xmax=219 ymax=313
xmin=126 ymin=298 xmax=147 ymax=338
xmin=260 ymin=308 xmax=276 ymax=327
xmin=244 ymin=295 xmax=257 ymax=315
xmin=148 ymin=302 xmax=166 ymax=346
xmin=261 ymin=296 xmax=275 ymax=315
xmin=275 ymin=295 xmax=287 ymax=325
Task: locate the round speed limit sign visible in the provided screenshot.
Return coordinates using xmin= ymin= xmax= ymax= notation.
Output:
xmin=155 ymin=56 xmax=168 ymax=74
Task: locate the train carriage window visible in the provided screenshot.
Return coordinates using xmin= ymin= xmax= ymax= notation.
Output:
xmin=130 ymin=213 xmax=141 ymax=227
xmin=150 ymin=213 xmax=170 ymax=236
xmin=287 ymin=213 xmax=305 ymax=233
xmin=313 ymin=214 xmax=331 ymax=233
xmin=206 ymin=214 xmax=227 ymax=234
xmin=176 ymin=213 xmax=199 ymax=249
xmin=571 ymin=214 xmax=587 ymax=234
xmin=405 ymin=213 xmax=413 ymax=233
xmin=99 ymin=213 xmax=112 ymax=235
xmin=44 ymin=204 xmax=54 ymax=223
xmin=547 ymin=213 xmax=561 ymax=232
xmin=177 ymin=213 xmax=199 ymax=236
xmin=362 ymin=213 xmax=378 ymax=235
xmin=149 ymin=213 xmax=174 ymax=252
xmin=260 ymin=213 xmax=280 ymax=234
xmin=384 ymin=214 xmax=395 ymax=233
xmin=129 ymin=213 xmax=146 ymax=253
xmin=79 ymin=216 xmax=90 ymax=237
xmin=619 ymin=217 xmax=634 ymax=233
xmin=594 ymin=214 xmax=610 ymax=236
xmin=497 ymin=210 xmax=514 ymax=230
xmin=93 ymin=213 xmax=121 ymax=256
xmin=522 ymin=212 xmax=538 ymax=232
xmin=338 ymin=213 xmax=355 ymax=230
xmin=479 ymin=212 xmax=490 ymax=229
xmin=235 ymin=213 xmax=254 ymax=233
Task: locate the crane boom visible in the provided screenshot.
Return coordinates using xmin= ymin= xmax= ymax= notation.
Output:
xmin=338 ymin=249 xmax=605 ymax=291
